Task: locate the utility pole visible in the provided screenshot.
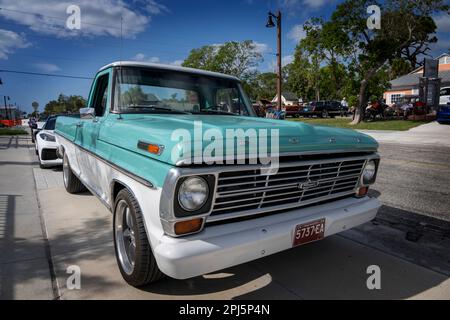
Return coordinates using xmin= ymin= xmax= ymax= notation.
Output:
xmin=266 ymin=10 xmax=282 ymax=111
xmin=3 ymin=95 xmax=8 ymax=120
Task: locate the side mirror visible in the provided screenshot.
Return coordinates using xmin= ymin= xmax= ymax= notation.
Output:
xmin=31 ymin=123 xmax=38 ymax=129
xmin=80 ymin=107 xmax=95 ymax=119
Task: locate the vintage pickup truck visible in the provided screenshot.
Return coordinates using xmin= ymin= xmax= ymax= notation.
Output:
xmin=55 ymin=61 xmax=381 ymax=287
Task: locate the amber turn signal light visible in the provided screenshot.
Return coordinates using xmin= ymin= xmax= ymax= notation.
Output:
xmin=137 ymin=141 xmax=163 ymax=155
xmin=147 ymin=144 xmax=161 ymax=154
xmin=357 ymin=186 xmax=369 ymax=197
xmin=174 ymin=218 xmax=203 ymax=235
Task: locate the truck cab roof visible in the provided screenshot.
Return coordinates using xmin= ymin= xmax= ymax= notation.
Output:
xmin=98 ymin=61 xmax=240 ymax=82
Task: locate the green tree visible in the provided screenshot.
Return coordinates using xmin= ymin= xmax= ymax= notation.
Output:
xmin=182 ymin=40 xmax=263 ymax=79
xmin=389 ymin=58 xmax=412 ymax=79
xmin=330 ymin=0 xmax=448 ymax=123
xmin=284 ymin=47 xmax=315 ymax=102
xmin=299 ymin=18 xmax=351 ymax=101
xmin=182 ymin=45 xmax=217 ymax=71
xmin=44 ymin=94 xmax=86 ymax=114
xmin=253 ymin=72 xmax=277 ymax=100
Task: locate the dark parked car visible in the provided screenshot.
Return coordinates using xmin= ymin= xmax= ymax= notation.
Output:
xmin=437 ymin=104 xmax=450 ymax=124
xmin=282 ymin=104 xmax=301 ymax=117
xmin=301 ymin=101 xmax=342 ymax=118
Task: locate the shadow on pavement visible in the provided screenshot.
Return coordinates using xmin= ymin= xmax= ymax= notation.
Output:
xmin=13 ymin=186 xmax=450 ymax=299
xmin=0 ymin=136 xmax=30 ymax=150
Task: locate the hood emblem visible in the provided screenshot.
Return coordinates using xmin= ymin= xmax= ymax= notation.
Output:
xmin=329 ymin=137 xmax=336 ymax=143
xmin=298 ymin=179 xmax=319 ymax=190
xmin=289 ymin=137 xmax=300 ymax=144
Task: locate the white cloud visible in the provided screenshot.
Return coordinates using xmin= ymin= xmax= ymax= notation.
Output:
xmin=0 ymin=29 xmax=30 ymax=59
xmin=268 ymin=55 xmax=294 ymax=71
xmin=253 ymin=41 xmax=269 ymax=54
xmin=131 ymin=54 xmax=183 ymax=66
xmin=33 ymin=62 xmax=61 ymax=72
xmin=132 ymin=53 xmax=160 ymax=63
xmin=283 ymin=55 xmax=294 ymax=65
xmin=302 ymin=0 xmax=331 ymax=9
xmin=281 ymin=0 xmax=334 ymax=10
xmin=141 ymin=0 xmax=169 ymax=14
xmin=170 ymin=60 xmax=184 ymax=66
xmin=287 ymin=24 xmax=306 ymax=42
xmin=0 ymin=0 xmax=167 ymax=38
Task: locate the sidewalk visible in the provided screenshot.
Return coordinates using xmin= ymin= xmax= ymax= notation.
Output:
xmin=38 ymin=178 xmax=450 ymax=300
xmin=359 ymin=122 xmax=450 ymax=146
xmin=0 ymin=135 xmax=54 ymax=300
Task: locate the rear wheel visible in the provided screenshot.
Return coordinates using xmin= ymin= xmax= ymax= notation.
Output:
xmin=62 ymin=154 xmax=86 ymax=194
xmin=113 ymin=189 xmax=164 ymax=287
xmin=321 ymin=110 xmax=328 ymax=118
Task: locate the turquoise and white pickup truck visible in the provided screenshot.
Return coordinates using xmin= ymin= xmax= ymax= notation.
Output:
xmin=55 ymin=61 xmax=381 ymax=287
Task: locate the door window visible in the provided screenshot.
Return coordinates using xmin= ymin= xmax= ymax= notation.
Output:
xmin=92 ymin=74 xmax=109 ymax=117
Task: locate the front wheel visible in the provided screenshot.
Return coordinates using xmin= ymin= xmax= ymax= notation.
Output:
xmin=62 ymin=154 xmax=86 ymax=194
xmin=114 ymin=189 xmax=164 ymax=287
xmin=321 ymin=110 xmax=328 ymax=118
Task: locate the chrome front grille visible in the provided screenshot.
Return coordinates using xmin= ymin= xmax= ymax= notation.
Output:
xmin=210 ymin=157 xmax=366 ymax=219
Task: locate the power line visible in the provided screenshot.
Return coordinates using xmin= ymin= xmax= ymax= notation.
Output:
xmin=0 ymin=69 xmax=93 ymax=80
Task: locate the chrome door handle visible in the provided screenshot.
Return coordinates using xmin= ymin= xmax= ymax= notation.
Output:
xmin=76 ymin=122 xmax=83 ymax=127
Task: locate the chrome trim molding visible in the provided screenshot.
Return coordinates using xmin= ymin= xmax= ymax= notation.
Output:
xmin=159 ymin=168 xmax=218 ymax=237
xmin=55 ymin=132 xmax=155 ymax=189
xmin=174 ymin=148 xmax=377 ymax=166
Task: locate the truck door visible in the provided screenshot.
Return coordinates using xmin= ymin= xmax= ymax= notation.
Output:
xmin=75 ymin=70 xmax=110 ymax=193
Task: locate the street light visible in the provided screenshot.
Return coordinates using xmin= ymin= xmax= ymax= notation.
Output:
xmin=266 ymin=10 xmax=282 ymax=111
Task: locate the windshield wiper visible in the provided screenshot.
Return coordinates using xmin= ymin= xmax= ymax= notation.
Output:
xmin=124 ymin=105 xmax=191 ymax=114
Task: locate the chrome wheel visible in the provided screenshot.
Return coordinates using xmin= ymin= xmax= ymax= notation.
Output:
xmin=115 ymin=200 xmax=136 ymax=275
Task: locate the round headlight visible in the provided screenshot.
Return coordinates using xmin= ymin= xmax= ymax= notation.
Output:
xmin=362 ymin=160 xmax=376 ymax=184
xmin=178 ymin=177 xmax=209 ymax=211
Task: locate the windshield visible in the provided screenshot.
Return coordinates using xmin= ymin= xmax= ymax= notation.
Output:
xmin=114 ymin=67 xmax=255 ymax=116
xmin=44 ymin=117 xmax=56 ymax=130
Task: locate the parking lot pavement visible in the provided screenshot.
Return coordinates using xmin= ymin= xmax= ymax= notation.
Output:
xmin=0 ymin=135 xmax=54 ymax=300
xmin=36 ymin=186 xmax=450 ymax=300
xmin=3 ymin=131 xmax=450 ymax=300
xmin=359 ymin=121 xmax=450 ymax=147
xmin=32 ymin=156 xmax=450 ymax=299
xmin=373 ymin=143 xmax=450 ymax=222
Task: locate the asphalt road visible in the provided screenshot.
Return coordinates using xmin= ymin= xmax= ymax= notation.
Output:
xmin=1 ymin=131 xmax=449 ymax=300
xmin=374 ymin=143 xmax=450 ymax=222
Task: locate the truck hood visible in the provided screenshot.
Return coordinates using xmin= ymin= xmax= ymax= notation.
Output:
xmin=99 ymin=114 xmax=378 ymax=166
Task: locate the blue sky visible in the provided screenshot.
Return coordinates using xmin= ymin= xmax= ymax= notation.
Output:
xmin=0 ymin=0 xmax=448 ymax=113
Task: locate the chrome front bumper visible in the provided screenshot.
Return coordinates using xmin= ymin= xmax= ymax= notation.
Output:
xmin=153 ymin=195 xmax=381 ymax=279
